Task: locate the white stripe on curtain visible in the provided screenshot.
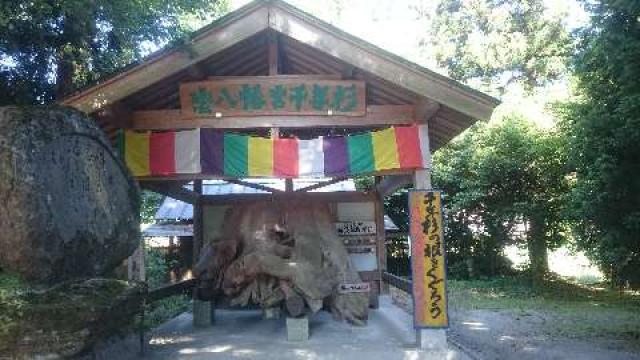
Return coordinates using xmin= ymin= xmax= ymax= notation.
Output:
xmin=298 ymin=138 xmax=324 ymax=177
xmin=175 ymin=129 xmax=201 ymax=174
xmin=418 ymin=124 xmax=432 ymax=169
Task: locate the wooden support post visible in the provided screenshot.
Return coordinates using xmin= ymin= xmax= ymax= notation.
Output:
xmin=268 ymin=30 xmax=279 ymax=76
xmin=193 ymin=180 xmax=203 ymax=263
xmin=191 ymin=179 xmax=214 ymax=327
xmin=268 ymin=30 xmax=280 ymax=140
xmin=373 ymin=176 xmax=385 ymax=308
xmin=413 ymin=123 xmax=447 ymax=352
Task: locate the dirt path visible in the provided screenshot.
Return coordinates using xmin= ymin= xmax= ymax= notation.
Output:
xmin=449 ymin=308 xmax=640 ymax=360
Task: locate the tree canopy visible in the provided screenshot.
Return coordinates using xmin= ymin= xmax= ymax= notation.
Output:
xmin=561 ymin=0 xmax=640 ymax=283
xmin=425 ymin=0 xmax=572 ymax=94
xmin=433 ymin=115 xmax=569 ymax=279
xmin=0 ymin=0 xmax=228 ymax=105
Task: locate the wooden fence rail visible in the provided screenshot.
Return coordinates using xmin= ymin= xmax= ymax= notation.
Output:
xmin=382 ymin=271 xmax=412 ymax=293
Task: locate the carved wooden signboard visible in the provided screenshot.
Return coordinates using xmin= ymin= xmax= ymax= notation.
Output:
xmin=409 ymin=190 xmax=448 ymax=328
xmin=335 ymin=221 xmax=376 ymax=236
xmin=180 ymin=78 xmax=366 ymax=118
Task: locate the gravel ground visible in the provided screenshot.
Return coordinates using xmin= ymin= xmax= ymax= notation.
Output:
xmin=391 ymin=285 xmax=640 ymax=360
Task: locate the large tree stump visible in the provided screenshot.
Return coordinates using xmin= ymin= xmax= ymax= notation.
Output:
xmin=195 ymin=200 xmax=369 ymax=325
xmin=0 ymin=106 xmax=140 ymax=283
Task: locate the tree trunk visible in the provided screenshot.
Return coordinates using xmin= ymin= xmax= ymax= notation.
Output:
xmin=527 ymin=217 xmax=549 ymax=281
xmin=55 ymin=48 xmax=75 ymax=99
xmin=55 ymin=9 xmax=95 ymax=99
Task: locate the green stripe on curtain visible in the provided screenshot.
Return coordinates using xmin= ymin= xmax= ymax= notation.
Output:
xmin=347 ymin=133 xmax=375 ymax=174
xmin=224 ymin=133 xmax=248 ymax=176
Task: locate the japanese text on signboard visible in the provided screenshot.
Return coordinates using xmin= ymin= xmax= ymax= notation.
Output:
xmin=180 ymin=78 xmax=366 ymax=118
xmin=409 ymin=190 xmax=448 ymax=328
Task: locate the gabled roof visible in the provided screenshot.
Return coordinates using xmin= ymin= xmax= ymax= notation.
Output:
xmin=61 ymin=0 xmax=499 ymax=149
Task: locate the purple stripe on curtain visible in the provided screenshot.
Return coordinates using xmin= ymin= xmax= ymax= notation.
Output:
xmin=323 ymin=136 xmax=349 ymax=176
xmin=200 ymin=128 xmax=224 ymax=175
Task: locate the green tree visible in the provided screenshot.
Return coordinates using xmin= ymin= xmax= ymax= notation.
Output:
xmin=425 ymin=0 xmax=572 ymax=93
xmin=562 ymin=1 xmax=640 ymax=284
xmin=0 ymin=0 xmax=228 ymax=105
xmin=433 ymin=115 xmax=570 ymax=279
xmin=140 ymin=190 xmax=164 ymax=224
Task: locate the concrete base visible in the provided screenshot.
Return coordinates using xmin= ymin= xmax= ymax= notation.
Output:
xmin=263 ymin=307 xmax=281 ymax=320
xmin=192 ymin=300 xmax=215 ymax=328
xmin=416 ymin=328 xmax=447 ymax=351
xmin=286 ymin=316 xmax=309 ymax=342
xmin=145 ymin=296 xmax=470 ymax=359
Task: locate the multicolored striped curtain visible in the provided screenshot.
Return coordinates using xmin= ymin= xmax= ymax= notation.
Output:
xmin=119 ymin=125 xmax=431 ymax=178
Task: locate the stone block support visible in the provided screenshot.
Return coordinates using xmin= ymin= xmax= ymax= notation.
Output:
xmin=286 ymin=316 xmax=309 ymax=341
xmin=193 ymin=300 xmax=215 ymax=328
xmin=417 ymin=328 xmax=447 ymax=352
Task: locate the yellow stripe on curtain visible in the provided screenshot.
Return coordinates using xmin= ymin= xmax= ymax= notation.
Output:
xmin=248 ymin=136 xmax=273 ymax=176
xmin=125 ymin=131 xmax=150 ymax=176
xmin=372 ymin=127 xmax=400 ymax=171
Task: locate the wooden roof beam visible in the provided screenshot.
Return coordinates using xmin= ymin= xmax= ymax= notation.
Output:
xmin=94 ymin=101 xmax=132 ymax=130
xmin=141 ymin=181 xmax=198 ymax=204
xmin=415 ymin=99 xmax=440 ymax=123
xmin=201 ymin=191 xmax=376 ymax=205
xmin=225 ymin=179 xmax=284 ymax=193
xmin=185 ymin=63 xmax=208 ymax=80
xmin=375 ymin=174 xmax=413 ymax=198
xmin=130 ymin=105 xmax=415 ymax=130
xmin=295 ymin=177 xmax=347 ymax=192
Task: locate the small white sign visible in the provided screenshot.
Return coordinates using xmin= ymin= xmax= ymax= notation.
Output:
xmin=335 ymin=221 xmax=376 ymax=236
xmin=338 ymin=282 xmax=371 ymax=294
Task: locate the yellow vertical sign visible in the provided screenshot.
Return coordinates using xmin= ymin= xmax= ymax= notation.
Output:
xmin=409 ymin=190 xmax=448 ymax=328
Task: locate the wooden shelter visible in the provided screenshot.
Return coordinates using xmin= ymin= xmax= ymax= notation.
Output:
xmin=61 ymin=0 xmax=498 ymax=347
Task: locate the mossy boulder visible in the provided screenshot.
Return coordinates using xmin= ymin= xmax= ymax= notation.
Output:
xmin=0 ymin=105 xmax=140 ymax=283
xmin=0 ymin=276 xmax=145 ymax=358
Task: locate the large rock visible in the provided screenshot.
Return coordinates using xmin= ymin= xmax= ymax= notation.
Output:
xmin=0 ymin=277 xmax=145 ymax=358
xmin=0 ymin=106 xmax=140 ymax=283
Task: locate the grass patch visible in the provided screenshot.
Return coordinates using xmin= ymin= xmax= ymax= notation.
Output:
xmin=144 ymin=294 xmax=191 ymax=329
xmin=143 ymin=248 xmax=191 ymax=329
xmin=449 ymin=274 xmax=640 ymax=345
